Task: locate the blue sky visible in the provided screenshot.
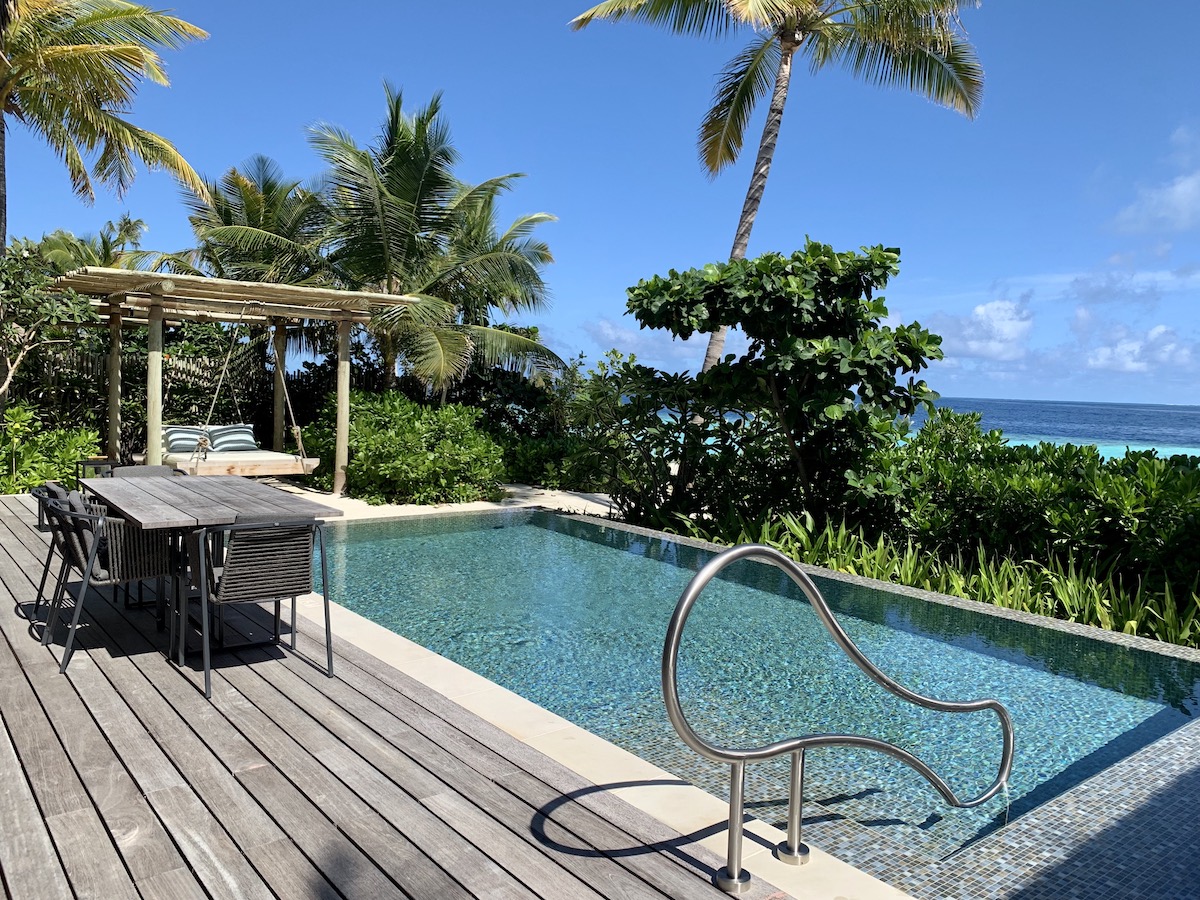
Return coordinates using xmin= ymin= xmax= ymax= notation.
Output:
xmin=9 ymin=1 xmax=1200 ymax=404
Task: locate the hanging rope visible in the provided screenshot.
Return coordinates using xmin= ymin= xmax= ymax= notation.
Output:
xmin=204 ymin=305 xmax=250 ymax=427
xmin=271 ymin=321 xmax=307 ymax=460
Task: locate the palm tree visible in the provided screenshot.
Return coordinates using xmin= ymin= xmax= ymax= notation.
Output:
xmin=312 ymin=85 xmax=560 ymax=392
xmin=168 ymin=155 xmax=331 ymax=284
xmin=0 ymin=0 xmax=209 ymax=246
xmin=572 ymin=0 xmax=983 ymax=370
xmin=36 ymin=212 xmax=146 ymax=269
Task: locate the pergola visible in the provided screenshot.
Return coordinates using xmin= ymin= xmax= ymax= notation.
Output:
xmin=52 ymin=267 xmax=416 ymax=495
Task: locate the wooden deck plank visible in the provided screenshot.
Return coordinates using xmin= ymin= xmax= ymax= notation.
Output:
xmin=0 ymin=544 xmax=209 ymax=895
xmin=0 ymin=503 xmax=250 ymax=897
xmin=0 ymin=711 xmax=72 ymax=900
xmin=48 ymin=566 xmax=419 ymax=900
xmin=249 ymin=649 xmax=673 ymax=900
xmin=221 ymin=653 xmax=539 ymax=899
xmin=43 ymin=807 xmax=139 ymax=900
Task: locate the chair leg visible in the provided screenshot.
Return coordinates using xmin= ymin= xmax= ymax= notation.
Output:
xmin=34 ymin=542 xmax=56 ymax=610
xmin=201 ymin=591 xmax=212 ymax=700
xmin=40 ymin=560 xmax=71 ymax=646
xmin=59 ymin=551 xmax=97 ymax=674
xmin=323 ymin=592 xmax=334 ymax=678
xmin=290 ymin=597 xmax=297 ymax=651
xmin=317 ymin=526 xmax=333 ymax=678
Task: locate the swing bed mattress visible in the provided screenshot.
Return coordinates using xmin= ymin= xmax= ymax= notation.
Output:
xmin=162 ymin=450 xmax=320 ymax=477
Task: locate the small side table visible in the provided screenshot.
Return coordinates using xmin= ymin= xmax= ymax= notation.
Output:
xmin=76 ymin=457 xmax=116 ymax=482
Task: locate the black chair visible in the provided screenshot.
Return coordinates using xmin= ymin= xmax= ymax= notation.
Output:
xmin=41 ymin=496 xmax=174 ymax=673
xmin=185 ymin=519 xmax=332 ymax=698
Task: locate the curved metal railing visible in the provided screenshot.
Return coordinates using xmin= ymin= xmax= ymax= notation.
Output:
xmin=663 ymin=543 xmax=1014 ymax=893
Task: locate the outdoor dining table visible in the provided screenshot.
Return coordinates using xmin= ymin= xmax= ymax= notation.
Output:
xmin=78 ymin=474 xmax=343 ymax=530
xmin=78 ymin=475 xmax=343 ymax=659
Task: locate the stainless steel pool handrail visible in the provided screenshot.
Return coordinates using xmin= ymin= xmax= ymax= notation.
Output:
xmin=663 ymin=543 xmax=1015 ymax=894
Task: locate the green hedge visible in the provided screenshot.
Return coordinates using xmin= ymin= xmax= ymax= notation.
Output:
xmin=855 ymin=409 xmax=1200 ymax=601
xmin=303 ymin=391 xmax=505 ymax=505
xmin=0 ymin=403 xmax=99 ymax=493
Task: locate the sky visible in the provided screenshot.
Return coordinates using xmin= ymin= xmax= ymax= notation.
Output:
xmin=8 ymin=1 xmax=1200 ymax=405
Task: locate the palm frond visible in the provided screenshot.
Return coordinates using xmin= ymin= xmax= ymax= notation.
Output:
xmin=699 ymin=33 xmax=780 ymax=174
xmin=571 ymin=0 xmax=742 ymax=38
xmin=807 ymin=1 xmax=982 ymax=117
xmin=463 ymin=324 xmax=565 ymax=372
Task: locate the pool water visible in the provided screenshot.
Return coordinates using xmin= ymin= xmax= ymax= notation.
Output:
xmin=320 ymin=510 xmax=1200 ymax=861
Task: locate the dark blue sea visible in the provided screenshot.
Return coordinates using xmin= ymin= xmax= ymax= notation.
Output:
xmin=915 ymin=397 xmax=1200 ymax=458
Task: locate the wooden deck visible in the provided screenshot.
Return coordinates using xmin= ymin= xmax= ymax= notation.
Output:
xmin=0 ymin=494 xmax=777 ymax=900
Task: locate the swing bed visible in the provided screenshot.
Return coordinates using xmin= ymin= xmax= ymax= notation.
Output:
xmin=157 ymin=324 xmax=319 ymax=478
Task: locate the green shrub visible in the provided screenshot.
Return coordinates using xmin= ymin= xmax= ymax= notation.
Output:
xmin=855 ymin=409 xmax=1200 ymax=605
xmin=303 ymin=391 xmax=505 ymax=504
xmin=0 ymin=403 xmax=99 ymax=493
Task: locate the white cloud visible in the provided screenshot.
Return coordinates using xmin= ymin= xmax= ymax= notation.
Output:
xmin=1116 ymin=170 xmax=1200 ymax=232
xmin=1087 ymin=324 xmax=1194 ymax=373
xmin=933 ymin=297 xmax=1034 ymax=362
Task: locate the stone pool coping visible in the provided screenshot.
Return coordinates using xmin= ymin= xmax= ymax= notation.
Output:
xmin=286 ymin=483 xmax=1200 ymax=898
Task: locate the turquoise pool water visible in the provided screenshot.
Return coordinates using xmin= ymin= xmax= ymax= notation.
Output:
xmin=321 ymin=510 xmax=1200 ymax=860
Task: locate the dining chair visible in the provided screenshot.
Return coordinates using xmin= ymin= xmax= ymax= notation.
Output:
xmin=41 ymin=495 xmax=175 ymax=673
xmin=186 ymin=519 xmax=332 ymax=699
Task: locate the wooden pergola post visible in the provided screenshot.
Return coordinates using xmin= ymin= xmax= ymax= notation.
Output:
xmin=272 ymin=319 xmax=287 ymax=452
xmin=333 ymin=319 xmax=351 ymax=496
xmin=146 ymin=304 xmax=164 ymax=466
xmin=106 ymin=302 xmax=122 ymax=460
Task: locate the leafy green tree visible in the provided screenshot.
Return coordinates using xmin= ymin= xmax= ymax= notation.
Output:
xmin=587 ymin=241 xmax=942 ymax=528
xmin=0 ymin=0 xmax=208 ymax=245
xmin=312 ymin=85 xmax=560 ymax=392
xmin=573 ymin=0 xmax=982 ymax=370
xmin=0 ymin=243 xmax=95 ymax=403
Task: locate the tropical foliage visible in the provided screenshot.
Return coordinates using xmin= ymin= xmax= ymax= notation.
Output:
xmin=0 ymin=402 xmax=98 ymax=492
xmin=313 ymin=87 xmax=559 ymax=392
xmin=149 ymin=88 xmax=561 ymax=393
xmin=691 ymin=501 xmax=1200 ymax=651
xmin=0 ymin=244 xmax=95 ymax=402
xmin=34 ymin=214 xmax=147 ymax=270
xmin=0 ymin=0 xmax=208 ymax=242
xmin=169 ymin=155 xmax=330 ymax=285
xmin=857 ymin=409 xmax=1200 ymax=604
xmin=573 ymin=0 xmax=982 ymax=370
xmin=573 ymin=243 xmax=942 ymax=529
xmin=303 ymin=390 xmax=506 ymax=504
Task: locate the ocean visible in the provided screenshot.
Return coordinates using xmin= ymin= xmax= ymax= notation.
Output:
xmin=917 ymin=397 xmax=1200 ymax=458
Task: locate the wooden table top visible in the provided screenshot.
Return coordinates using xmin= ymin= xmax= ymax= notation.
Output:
xmin=79 ymin=475 xmax=344 ymax=530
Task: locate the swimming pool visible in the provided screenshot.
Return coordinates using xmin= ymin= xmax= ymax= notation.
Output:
xmin=320 ymin=509 xmax=1200 ymax=868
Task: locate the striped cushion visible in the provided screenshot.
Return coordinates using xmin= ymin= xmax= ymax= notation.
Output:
xmin=163 ymin=425 xmax=207 ymax=453
xmin=209 ymin=424 xmax=258 ymax=452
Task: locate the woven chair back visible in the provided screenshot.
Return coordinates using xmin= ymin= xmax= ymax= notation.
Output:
xmin=215 ymin=525 xmax=315 ymax=605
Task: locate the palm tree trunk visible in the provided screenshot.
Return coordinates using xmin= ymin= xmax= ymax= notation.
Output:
xmin=700 ymin=33 xmax=800 ymax=372
xmin=0 ymin=113 xmax=7 ymax=255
